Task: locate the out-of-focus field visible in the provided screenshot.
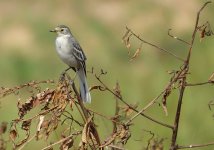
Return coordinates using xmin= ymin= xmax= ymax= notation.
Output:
xmin=0 ymin=0 xmax=214 ymax=149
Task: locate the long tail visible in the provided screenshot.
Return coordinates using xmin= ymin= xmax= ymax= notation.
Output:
xmin=77 ymin=67 xmax=91 ymax=103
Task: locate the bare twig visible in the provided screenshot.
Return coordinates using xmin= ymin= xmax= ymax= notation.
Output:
xmin=17 ymin=134 xmax=36 ymax=150
xmin=108 ymin=144 xmax=126 ymax=150
xmin=186 ymin=81 xmax=212 ymax=86
xmin=177 ymin=141 xmax=214 ymax=149
xmin=168 ymin=29 xmax=191 ymax=45
xmin=95 ymin=74 xmax=173 ymax=129
xmin=125 ymin=90 xmax=165 ymax=125
xmin=170 ymin=2 xmax=212 ymax=150
xmin=41 ymin=131 xmax=82 ymax=150
xmin=126 ymin=26 xmax=185 ymax=62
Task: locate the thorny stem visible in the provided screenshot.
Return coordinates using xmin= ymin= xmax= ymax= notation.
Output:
xmin=170 ymin=2 xmax=211 ymax=150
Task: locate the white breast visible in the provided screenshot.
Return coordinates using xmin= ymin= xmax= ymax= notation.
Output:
xmin=55 ymin=35 xmax=78 ymax=67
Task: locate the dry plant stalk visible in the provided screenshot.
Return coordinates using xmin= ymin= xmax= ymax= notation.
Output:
xmin=0 ymin=1 xmax=214 ymax=150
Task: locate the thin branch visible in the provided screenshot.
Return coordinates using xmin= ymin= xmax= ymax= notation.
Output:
xmin=170 ymin=2 xmax=212 ymax=149
xmin=186 ymin=81 xmax=212 ymax=86
xmin=13 ymin=106 xmax=58 ymax=123
xmin=87 ymin=108 xmax=120 ymax=124
xmin=126 ymin=26 xmax=185 ymax=62
xmin=95 ymin=74 xmax=173 ymax=129
xmin=125 ymin=90 xmax=165 ymax=125
xmin=108 ymin=144 xmax=126 ymax=150
xmin=187 ymin=1 xmax=212 ymax=61
xmin=125 ymin=64 xmax=187 ymax=126
xmin=177 ymin=141 xmax=214 ymax=149
xmin=41 ymin=131 xmax=82 ymax=150
xmin=17 ymin=134 xmax=36 ymax=150
xmin=168 ymin=29 xmax=191 ymax=45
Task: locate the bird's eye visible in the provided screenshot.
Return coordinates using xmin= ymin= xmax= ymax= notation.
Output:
xmin=61 ymin=29 xmax=64 ymax=32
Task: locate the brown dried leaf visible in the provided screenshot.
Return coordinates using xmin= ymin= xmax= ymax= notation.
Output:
xmin=18 ymin=89 xmax=55 ymax=118
xmin=208 ymin=72 xmax=214 ymax=83
xmin=130 ymin=45 xmax=142 ymax=61
xmin=36 ymin=119 xmax=50 ymax=140
xmin=122 ymin=29 xmax=130 ymax=42
xmin=200 ymin=26 xmax=206 ymax=42
xmin=81 ymin=116 xmax=93 ymax=144
xmin=100 ymin=132 xmax=117 ymax=148
xmin=149 ymin=138 xmax=164 ymax=150
xmin=126 ymin=34 xmax=132 ymax=55
xmin=60 ymin=137 xmax=74 ymax=150
xmin=22 ymin=120 xmax=31 ymax=131
xmin=117 ymin=125 xmax=131 ymax=144
xmin=162 ymin=88 xmax=171 ymax=116
xmin=122 ymin=103 xmax=138 ymax=117
xmin=0 ymin=122 xmax=7 ymax=135
xmin=113 ymin=82 xmax=122 ymax=99
xmin=9 ymin=129 xmax=17 ymax=141
xmin=89 ymin=85 xmax=106 ymax=91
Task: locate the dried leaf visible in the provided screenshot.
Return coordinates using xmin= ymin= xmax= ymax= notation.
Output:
xmin=200 ymin=26 xmax=206 ymax=42
xmin=89 ymin=85 xmax=106 ymax=91
xmin=130 ymin=44 xmax=142 ymax=61
xmin=60 ymin=137 xmax=73 ymax=150
xmin=126 ymin=34 xmax=132 ymax=55
xmin=81 ymin=116 xmax=93 ymax=144
xmin=0 ymin=122 xmax=7 ymax=134
xmin=100 ymin=132 xmax=117 ymax=148
xmin=117 ymin=125 xmax=131 ymax=144
xmin=37 ymin=115 xmax=45 ymax=132
xmin=22 ymin=120 xmax=31 ymax=131
xmin=122 ymin=29 xmax=130 ymax=42
xmin=122 ymin=103 xmax=138 ymax=117
xmin=9 ymin=129 xmax=17 ymax=141
xmin=149 ymin=138 xmax=164 ymax=150
xmin=208 ymin=72 xmax=214 ymax=83
xmin=162 ymin=88 xmax=171 ymax=116
xmin=18 ymin=89 xmax=55 ymax=118
xmin=113 ymin=82 xmax=122 ymax=99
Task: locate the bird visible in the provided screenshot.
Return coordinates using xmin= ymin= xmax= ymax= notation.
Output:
xmin=50 ymin=25 xmax=91 ymax=103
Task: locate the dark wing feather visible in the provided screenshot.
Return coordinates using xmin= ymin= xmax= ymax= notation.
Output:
xmin=72 ymin=42 xmax=87 ymax=74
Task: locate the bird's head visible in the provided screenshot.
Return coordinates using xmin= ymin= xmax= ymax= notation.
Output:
xmin=50 ymin=25 xmax=71 ymax=36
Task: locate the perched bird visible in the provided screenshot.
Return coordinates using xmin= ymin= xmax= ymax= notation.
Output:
xmin=50 ymin=25 xmax=91 ymax=103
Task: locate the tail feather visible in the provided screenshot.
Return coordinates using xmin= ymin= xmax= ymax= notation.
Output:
xmin=77 ymin=68 xmax=91 ymax=103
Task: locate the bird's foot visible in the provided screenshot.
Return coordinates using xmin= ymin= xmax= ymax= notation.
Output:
xmin=59 ymin=67 xmax=72 ymax=81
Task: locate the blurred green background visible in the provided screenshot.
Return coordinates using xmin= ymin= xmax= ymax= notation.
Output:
xmin=0 ymin=0 xmax=214 ymax=149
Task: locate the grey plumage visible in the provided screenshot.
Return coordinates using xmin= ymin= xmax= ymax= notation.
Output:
xmin=50 ymin=25 xmax=91 ymax=103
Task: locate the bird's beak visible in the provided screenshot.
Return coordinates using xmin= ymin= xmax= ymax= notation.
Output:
xmin=49 ymin=29 xmax=56 ymax=32
xmin=50 ymin=27 xmax=60 ymax=33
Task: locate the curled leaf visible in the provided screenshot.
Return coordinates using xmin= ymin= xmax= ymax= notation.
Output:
xmin=130 ymin=44 xmax=142 ymax=61
xmin=122 ymin=29 xmax=130 ymax=42
xmin=81 ymin=116 xmax=93 ymax=144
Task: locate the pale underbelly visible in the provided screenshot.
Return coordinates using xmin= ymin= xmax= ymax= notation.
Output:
xmin=56 ymin=49 xmax=78 ymax=67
